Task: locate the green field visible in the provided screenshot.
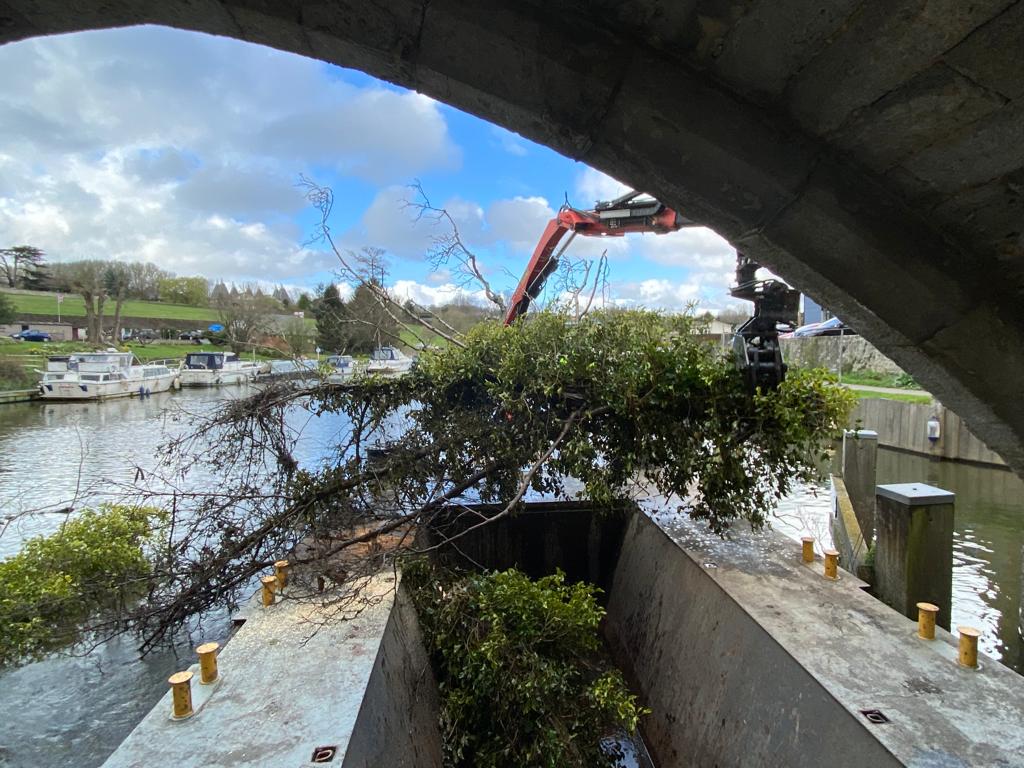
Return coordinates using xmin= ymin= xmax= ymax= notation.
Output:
xmin=2 ymin=289 xmax=218 ymax=322
xmin=0 ymin=339 xmax=280 ymax=363
xmin=854 ymin=390 xmax=933 ymax=405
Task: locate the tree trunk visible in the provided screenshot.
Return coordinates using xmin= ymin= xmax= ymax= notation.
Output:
xmin=111 ymin=293 xmax=125 ymax=345
xmin=94 ymin=295 xmax=106 ymax=343
xmin=81 ymin=289 xmax=96 ymax=343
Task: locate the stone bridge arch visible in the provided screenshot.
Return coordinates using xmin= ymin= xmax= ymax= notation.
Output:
xmin=3 ymin=1 xmax=1022 ymax=470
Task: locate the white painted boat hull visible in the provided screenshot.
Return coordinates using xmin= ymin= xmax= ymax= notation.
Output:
xmin=39 ymin=372 xmax=178 ymax=400
xmin=178 ymin=368 xmax=256 ymax=387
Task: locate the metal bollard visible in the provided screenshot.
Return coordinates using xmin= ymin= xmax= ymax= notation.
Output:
xmin=261 ymin=575 xmax=278 ymax=607
xmin=957 ymin=626 xmax=980 ymax=668
xmin=197 ymin=642 xmax=220 ymax=684
xmin=824 ymin=549 xmax=839 ymax=580
xmin=274 ymin=559 xmax=290 ymax=589
xmin=801 ymin=536 xmax=815 ymax=564
xmin=168 ymin=671 xmax=194 ymax=719
xmin=916 ymin=602 xmax=939 ymax=640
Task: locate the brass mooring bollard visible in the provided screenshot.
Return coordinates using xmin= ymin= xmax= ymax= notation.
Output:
xmin=261 ymin=575 xmax=278 ymax=607
xmin=823 ymin=549 xmax=839 ymax=579
xmin=168 ymin=670 xmax=194 ymax=719
xmin=801 ymin=536 xmax=815 ymax=564
xmin=196 ymin=642 xmax=220 ymax=684
xmin=916 ymin=602 xmax=939 ymax=640
xmin=957 ymin=626 xmax=981 ymax=668
xmin=274 ymin=559 xmax=290 ymax=589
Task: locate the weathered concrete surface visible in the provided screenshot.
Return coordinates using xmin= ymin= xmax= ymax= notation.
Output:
xmin=781 ymin=335 xmax=905 ymax=376
xmin=842 ymin=428 xmax=878 ymax=541
xmin=341 ymin=584 xmax=442 ymax=768
xmin=830 ymin=474 xmax=871 ymax=582
xmin=854 ymin=398 xmax=1007 ymax=467
xmin=606 ymin=506 xmax=1024 ymax=768
xmin=101 ymin=574 xmax=441 ymax=768
xmin=875 ymin=483 xmax=955 ymax=630
xmin=1 ymin=1 xmax=1024 ymax=476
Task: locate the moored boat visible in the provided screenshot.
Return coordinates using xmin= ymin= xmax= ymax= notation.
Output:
xmin=178 ymin=350 xmax=265 ymax=387
xmin=365 ymin=346 xmax=414 ymax=376
xmin=38 ymin=351 xmax=177 ymax=400
xmin=325 ymin=354 xmax=357 ymax=383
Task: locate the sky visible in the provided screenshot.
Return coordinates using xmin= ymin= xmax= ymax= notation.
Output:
xmin=0 ymin=25 xmax=745 ymax=311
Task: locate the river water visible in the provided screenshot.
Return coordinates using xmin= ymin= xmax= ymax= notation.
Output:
xmin=0 ymin=391 xmax=1021 ymax=766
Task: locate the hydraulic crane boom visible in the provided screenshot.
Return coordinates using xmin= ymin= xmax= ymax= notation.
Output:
xmin=503 ymin=191 xmax=695 ymax=325
xmin=504 ymin=189 xmax=799 ymax=392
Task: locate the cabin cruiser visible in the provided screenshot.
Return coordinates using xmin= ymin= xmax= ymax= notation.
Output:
xmin=38 ymin=351 xmax=177 ymax=400
xmin=325 ymin=354 xmax=357 ymax=383
xmin=365 ymin=346 xmax=415 ymax=376
xmin=178 ymin=350 xmax=265 ymax=387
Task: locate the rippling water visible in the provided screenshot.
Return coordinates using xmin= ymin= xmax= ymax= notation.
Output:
xmin=0 ymin=392 xmax=1022 ymax=767
xmin=772 ymin=449 xmax=1024 ymax=673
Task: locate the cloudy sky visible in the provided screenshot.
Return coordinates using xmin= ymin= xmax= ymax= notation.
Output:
xmin=0 ymin=25 xmax=743 ymax=311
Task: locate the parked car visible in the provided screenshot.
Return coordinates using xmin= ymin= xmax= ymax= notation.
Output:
xmin=794 ymin=316 xmax=857 ymax=337
xmin=9 ymin=329 xmax=52 ymax=342
xmin=129 ymin=329 xmax=159 ymax=342
xmin=177 ymin=330 xmax=206 ymax=341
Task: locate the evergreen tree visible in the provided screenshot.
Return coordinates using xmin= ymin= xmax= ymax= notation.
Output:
xmin=314 ymin=283 xmax=349 ymax=353
xmin=345 ymin=280 xmax=398 ymax=354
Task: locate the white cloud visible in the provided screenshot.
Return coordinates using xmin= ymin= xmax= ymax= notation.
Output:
xmin=574 ymin=167 xmax=632 ymax=205
xmin=490 ymin=126 xmax=529 ymax=157
xmin=390 ymin=280 xmax=490 ymax=307
xmin=0 ymin=26 xmax=460 ymax=283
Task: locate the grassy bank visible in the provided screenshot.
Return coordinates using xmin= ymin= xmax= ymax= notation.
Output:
xmin=854 ymin=390 xmax=932 ymax=405
xmin=1 ymin=289 xmax=218 ymax=323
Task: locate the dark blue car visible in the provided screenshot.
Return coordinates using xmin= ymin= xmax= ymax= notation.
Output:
xmin=10 ymin=329 xmax=52 ymax=342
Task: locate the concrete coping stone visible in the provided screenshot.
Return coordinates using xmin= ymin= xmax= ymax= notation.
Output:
xmin=876 ymin=482 xmax=955 ymax=506
xmin=844 ymin=428 xmax=878 ymax=439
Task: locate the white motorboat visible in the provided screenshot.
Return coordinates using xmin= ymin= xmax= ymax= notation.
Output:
xmin=178 ymin=350 xmax=265 ymax=387
xmin=38 ymin=351 xmax=178 ymax=400
xmin=365 ymin=346 xmax=415 ymax=376
xmin=325 ymin=355 xmax=357 ymax=383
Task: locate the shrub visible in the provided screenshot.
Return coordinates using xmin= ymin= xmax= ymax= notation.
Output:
xmin=0 ymin=505 xmax=163 ymax=667
xmin=407 ymin=562 xmax=646 ymax=768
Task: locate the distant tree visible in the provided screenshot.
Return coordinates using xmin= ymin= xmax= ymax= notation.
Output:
xmin=716 ymin=308 xmax=751 ymax=329
xmin=0 ymin=291 xmax=16 ymax=324
xmin=296 ymin=292 xmax=313 ymax=312
xmin=64 ymin=261 xmax=108 ymax=342
xmin=127 ymin=262 xmax=170 ymax=301
xmin=214 ymin=292 xmax=276 ymax=354
xmin=313 ymin=283 xmax=349 ymax=354
xmin=345 ymin=280 xmax=398 ymax=353
xmin=104 ymin=263 xmax=132 ymax=342
xmin=158 ymin=276 xmax=209 ymax=307
xmin=282 ymin=316 xmax=312 ymax=356
xmin=0 ymin=246 xmax=45 ymax=288
xmin=21 ymin=261 xmax=54 ymax=292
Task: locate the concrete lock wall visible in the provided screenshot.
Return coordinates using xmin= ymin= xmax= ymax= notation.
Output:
xmin=605 ymin=513 xmax=901 ymax=768
xmin=852 ymin=398 xmax=1006 ymax=467
xmin=781 ymin=335 xmax=904 ymax=375
xmin=341 ymin=584 xmax=443 ymax=768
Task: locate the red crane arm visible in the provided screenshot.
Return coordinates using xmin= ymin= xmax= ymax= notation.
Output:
xmin=503 ymin=192 xmax=692 ymax=325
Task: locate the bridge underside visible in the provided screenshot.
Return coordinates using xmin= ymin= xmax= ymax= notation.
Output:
xmin=3 ymin=1 xmax=1022 ymax=470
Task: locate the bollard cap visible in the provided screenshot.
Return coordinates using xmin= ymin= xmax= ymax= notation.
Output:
xmin=168 ymin=670 xmax=193 ymax=686
xmin=196 ymin=641 xmax=219 ymax=655
xmin=824 ymin=549 xmax=840 ymax=557
xmin=957 ymin=625 xmax=981 ymax=638
xmin=801 ymin=536 xmax=815 ymax=543
xmin=274 ymin=559 xmax=289 ymax=568
xmin=260 ymin=575 xmax=277 ymax=585
xmin=916 ymin=602 xmax=939 ymax=614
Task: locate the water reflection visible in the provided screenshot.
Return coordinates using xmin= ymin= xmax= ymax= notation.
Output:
xmin=773 ymin=448 xmax=1023 ymax=674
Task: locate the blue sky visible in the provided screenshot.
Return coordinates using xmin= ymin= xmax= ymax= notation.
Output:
xmin=0 ymin=25 xmax=741 ymax=311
